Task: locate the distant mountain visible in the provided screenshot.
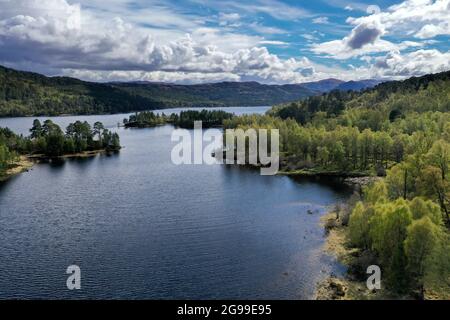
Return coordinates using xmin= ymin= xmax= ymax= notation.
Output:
xmin=112 ymin=81 xmax=315 ymax=110
xmin=0 ymin=65 xmax=316 ymax=117
xmin=300 ymin=78 xmax=382 ymax=93
xmin=299 ymin=79 xmax=345 ymax=92
xmin=335 ymin=79 xmax=383 ymax=91
xmin=271 ymin=70 xmax=450 ymax=125
xmin=0 ymin=64 xmax=385 ymax=117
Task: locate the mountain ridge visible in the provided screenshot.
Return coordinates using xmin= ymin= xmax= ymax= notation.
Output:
xmin=0 ymin=65 xmax=382 ymax=117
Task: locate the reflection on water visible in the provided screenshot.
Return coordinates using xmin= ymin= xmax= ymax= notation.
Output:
xmin=0 ymin=108 xmax=350 ymax=299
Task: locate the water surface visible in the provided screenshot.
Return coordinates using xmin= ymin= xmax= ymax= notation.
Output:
xmin=0 ymin=107 xmax=349 ymax=299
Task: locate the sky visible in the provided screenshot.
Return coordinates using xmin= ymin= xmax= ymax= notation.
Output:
xmin=0 ymin=0 xmax=449 ymax=84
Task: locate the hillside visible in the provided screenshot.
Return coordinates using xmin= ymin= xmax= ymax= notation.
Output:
xmin=225 ymin=70 xmax=450 ymax=298
xmin=0 ymin=66 xmax=163 ymax=116
xmin=300 ymin=78 xmax=381 ymax=93
xmin=270 ymin=70 xmax=450 ymax=126
xmin=335 ymin=79 xmax=382 ymax=91
xmin=111 ymin=81 xmax=315 ymax=109
xmin=0 ymin=65 xmax=316 ymax=117
xmin=0 ymin=65 xmax=385 ymax=117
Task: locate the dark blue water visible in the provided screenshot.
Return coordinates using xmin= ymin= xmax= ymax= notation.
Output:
xmin=0 ymin=107 xmax=349 ymax=299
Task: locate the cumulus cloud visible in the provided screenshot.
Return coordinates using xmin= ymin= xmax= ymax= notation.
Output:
xmin=312 ymin=0 xmax=450 ymax=59
xmin=0 ymin=0 xmax=322 ymax=83
xmin=1 ymin=0 xmax=448 ymax=84
xmin=370 ymin=49 xmax=450 ymax=78
xmin=311 ymin=36 xmax=423 ymax=59
xmin=416 ymin=22 xmax=450 ymax=38
xmin=347 ymin=0 xmax=450 ymax=39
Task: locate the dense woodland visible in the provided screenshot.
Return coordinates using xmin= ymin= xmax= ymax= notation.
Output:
xmin=0 ymin=65 xmax=383 ymax=117
xmin=0 ymin=120 xmax=120 ymax=175
xmin=224 ymin=71 xmax=450 ymax=298
xmin=0 ymin=65 xmax=317 ymax=117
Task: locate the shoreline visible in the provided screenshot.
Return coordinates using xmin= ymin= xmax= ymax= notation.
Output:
xmin=316 ymin=210 xmax=373 ymax=300
xmin=0 ymin=156 xmax=34 ymax=182
xmin=1 ymin=149 xmax=116 ymax=182
xmin=0 ymin=106 xmax=268 ymax=119
xmin=27 ymin=148 xmax=114 ymax=160
xmin=314 ymin=176 xmax=392 ymax=300
xmin=316 ymin=208 xmax=447 ymax=300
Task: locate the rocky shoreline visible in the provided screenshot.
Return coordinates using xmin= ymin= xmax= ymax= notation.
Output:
xmin=315 ymin=210 xmax=384 ymax=300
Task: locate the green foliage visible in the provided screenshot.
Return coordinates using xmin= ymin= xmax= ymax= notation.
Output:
xmin=246 ymin=70 xmax=450 ymax=296
xmin=124 ymin=111 xmax=170 ymax=127
xmin=349 ymin=202 xmax=373 ymax=249
xmin=0 ymin=65 xmax=315 ymax=117
xmin=0 ymin=66 xmax=156 ymax=116
xmin=124 ymin=109 xmax=234 ymax=129
xmin=176 ymin=110 xmax=234 ymax=129
xmin=404 ymin=217 xmax=441 ymax=284
xmin=0 ymin=119 xmax=121 ymax=172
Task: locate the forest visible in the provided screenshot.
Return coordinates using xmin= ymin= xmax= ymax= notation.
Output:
xmin=224 ymin=70 xmax=450 ymax=298
xmin=0 ymin=65 xmax=317 ymax=117
xmin=0 ymin=120 xmax=120 ymax=176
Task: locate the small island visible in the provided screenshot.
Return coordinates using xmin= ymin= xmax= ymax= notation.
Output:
xmin=123 ymin=110 xmax=234 ymax=129
xmin=0 ymin=119 xmax=121 ymax=180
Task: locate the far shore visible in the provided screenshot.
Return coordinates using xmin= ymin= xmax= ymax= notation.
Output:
xmin=0 ymin=105 xmax=269 ymax=119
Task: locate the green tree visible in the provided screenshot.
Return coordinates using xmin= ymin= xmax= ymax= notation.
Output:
xmin=404 ymin=217 xmax=441 ymax=296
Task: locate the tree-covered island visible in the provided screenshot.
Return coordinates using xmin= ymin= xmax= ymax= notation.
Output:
xmin=123 ymin=110 xmax=234 ymax=129
xmin=0 ymin=120 xmax=120 ymax=180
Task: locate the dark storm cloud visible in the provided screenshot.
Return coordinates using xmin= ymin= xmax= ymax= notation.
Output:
xmin=347 ymin=23 xmax=383 ymax=49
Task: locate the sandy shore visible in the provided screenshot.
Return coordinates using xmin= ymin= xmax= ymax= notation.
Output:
xmin=0 ymin=156 xmax=34 ymax=182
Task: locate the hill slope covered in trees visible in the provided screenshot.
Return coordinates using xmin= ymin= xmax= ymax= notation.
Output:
xmin=0 ymin=65 xmax=383 ymax=117
xmin=0 ymin=65 xmax=317 ymax=116
xmin=224 ymin=70 xmax=450 ymax=298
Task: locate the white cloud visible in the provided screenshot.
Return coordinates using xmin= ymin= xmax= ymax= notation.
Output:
xmin=218 ymin=12 xmax=241 ymax=26
xmin=0 ymin=0 xmax=322 ymax=84
xmin=1 ymin=0 xmax=448 ymax=85
xmin=312 ymin=0 xmax=450 ymax=59
xmin=258 ymin=40 xmax=289 ymax=46
xmin=189 ymin=0 xmax=311 ymax=21
xmin=312 ymin=17 xmax=330 ymax=24
xmin=347 ymin=0 xmax=450 ymax=39
xmin=416 ymin=22 xmax=450 ymax=38
xmin=370 ymin=49 xmax=450 ymax=78
xmin=311 ymin=35 xmax=423 ymax=60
